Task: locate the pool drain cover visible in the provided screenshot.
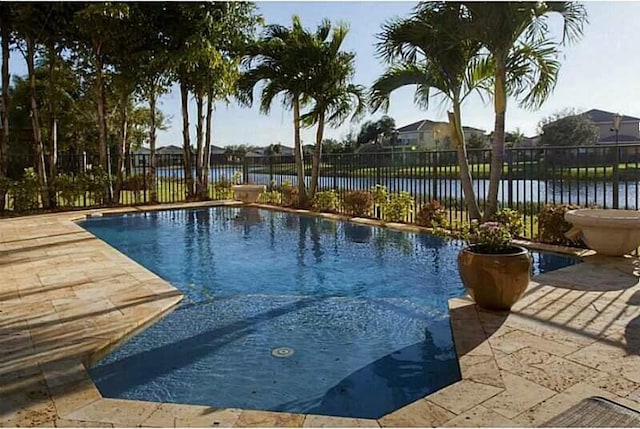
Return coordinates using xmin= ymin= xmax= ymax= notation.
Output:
xmin=271 ymin=347 xmax=294 ymax=358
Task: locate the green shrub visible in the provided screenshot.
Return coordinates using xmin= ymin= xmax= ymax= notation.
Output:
xmin=383 ymin=191 xmax=414 ymax=223
xmin=11 ymin=168 xmax=41 ymax=212
xmin=54 ymin=174 xmax=84 ymax=207
xmin=416 ymin=200 xmax=447 ymax=228
xmin=313 ymin=190 xmax=340 ymax=213
xmin=343 ymin=190 xmax=373 ymax=217
xmin=538 ymin=204 xmax=585 ymax=247
xmin=490 ymin=208 xmax=524 ymax=237
xmin=259 ymin=190 xmax=282 ymax=204
xmin=212 ymin=175 xmax=234 ymax=199
xmin=370 ymin=184 xmax=388 ymax=205
xmin=81 ymin=166 xmax=112 ymax=205
xmin=280 ymin=181 xmax=299 ymax=207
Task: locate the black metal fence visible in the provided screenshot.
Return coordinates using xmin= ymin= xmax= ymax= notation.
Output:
xmin=3 ymin=144 xmax=640 ymax=241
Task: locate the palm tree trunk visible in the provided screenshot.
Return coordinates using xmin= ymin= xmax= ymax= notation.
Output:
xmin=203 ymin=94 xmax=213 ymax=199
xmin=0 ymin=9 xmax=10 ymax=212
xmin=149 ymin=92 xmax=158 ymax=203
xmin=293 ymin=95 xmax=307 ymax=207
xmin=94 ymin=39 xmax=112 ymax=204
xmin=448 ymin=99 xmax=481 ymax=220
xmin=94 ymin=40 xmax=108 ymax=169
xmin=180 ymin=82 xmax=194 ymax=199
xmin=26 ymin=35 xmax=50 ymax=209
xmin=195 ymin=92 xmax=204 ymax=199
xmin=114 ymin=93 xmax=128 ymax=205
xmin=310 ymin=111 xmax=325 ymax=199
xmin=47 ymin=44 xmax=57 ymax=209
xmin=485 ymin=57 xmax=507 ymax=221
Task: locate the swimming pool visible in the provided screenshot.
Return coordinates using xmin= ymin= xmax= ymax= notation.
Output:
xmin=80 ymin=206 xmax=578 ymax=418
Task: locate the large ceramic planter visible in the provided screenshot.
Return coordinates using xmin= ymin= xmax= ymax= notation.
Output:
xmin=457 ymin=245 xmax=532 ymax=311
xmin=231 ymin=184 xmax=266 ymax=203
xmin=564 ymin=209 xmax=640 ymax=256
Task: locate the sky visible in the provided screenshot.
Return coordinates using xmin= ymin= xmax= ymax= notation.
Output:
xmin=8 ymin=1 xmax=640 ymax=148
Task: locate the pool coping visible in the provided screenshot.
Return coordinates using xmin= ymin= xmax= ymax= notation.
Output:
xmin=1 ymin=200 xmax=639 ymax=427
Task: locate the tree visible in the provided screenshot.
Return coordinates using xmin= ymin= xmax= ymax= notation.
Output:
xmin=0 ymin=3 xmax=13 ymax=211
xmin=372 ymin=2 xmax=491 ymax=220
xmin=464 ymin=1 xmax=588 ymax=219
xmin=302 ymin=20 xmax=366 ymax=199
xmin=238 ymin=15 xmax=321 ymax=207
xmin=13 ymin=3 xmax=53 ymax=207
xmin=356 ymin=116 xmax=395 ymax=147
xmin=539 ymin=110 xmax=598 ymax=147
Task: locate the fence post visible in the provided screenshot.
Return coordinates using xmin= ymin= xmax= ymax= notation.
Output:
xmin=242 ymin=156 xmax=249 ymax=184
xmin=333 ymin=154 xmax=338 ymax=190
xmin=269 ymin=155 xmax=274 ymax=184
xmin=507 ymin=149 xmax=513 ymax=207
xmin=613 ymin=145 xmax=620 ymax=209
xmin=432 ymin=151 xmax=438 ymax=200
xmin=142 ymin=156 xmax=147 ymax=203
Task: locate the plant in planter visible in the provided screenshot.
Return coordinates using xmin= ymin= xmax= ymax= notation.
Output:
xmin=457 ymin=221 xmax=532 ymax=311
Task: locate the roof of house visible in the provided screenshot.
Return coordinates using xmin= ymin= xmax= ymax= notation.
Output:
xmin=583 ymin=109 xmax=640 ymax=123
xmin=157 ymin=145 xmax=183 ymax=154
xmin=397 ymin=119 xmax=486 ymax=134
xmin=396 ymin=120 xmax=426 ymax=133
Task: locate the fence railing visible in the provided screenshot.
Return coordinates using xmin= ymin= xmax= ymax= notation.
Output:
xmin=3 ymin=144 xmax=640 ymax=241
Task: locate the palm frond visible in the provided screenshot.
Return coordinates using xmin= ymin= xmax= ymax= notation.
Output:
xmin=370 ymin=63 xmax=443 ymax=113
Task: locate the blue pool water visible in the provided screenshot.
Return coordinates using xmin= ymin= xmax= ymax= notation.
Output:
xmin=80 ymin=207 xmax=578 ymax=418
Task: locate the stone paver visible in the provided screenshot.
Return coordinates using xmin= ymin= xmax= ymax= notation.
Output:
xmin=1 ymin=202 xmax=640 ymax=427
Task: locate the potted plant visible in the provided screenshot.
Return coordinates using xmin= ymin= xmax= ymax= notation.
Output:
xmin=457 ymin=221 xmax=532 ymax=311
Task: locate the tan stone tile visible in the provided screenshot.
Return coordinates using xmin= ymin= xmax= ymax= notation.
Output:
xmin=66 ymin=398 xmax=159 ymax=426
xmin=234 ymin=410 xmax=305 ymax=427
xmin=0 ymin=388 xmax=57 ymax=427
xmin=585 ymin=371 xmax=640 ymax=397
xmin=565 ymin=339 xmax=629 ymax=369
xmin=510 ymin=393 xmax=577 ymax=427
xmin=427 ymin=380 xmax=503 ymax=415
xmin=481 ymin=371 xmax=555 ymax=419
xmin=377 ymin=399 xmax=455 ymax=427
xmin=514 ymin=379 xmax=640 ymax=427
xmin=489 ymin=329 xmax=579 ymax=357
xmin=461 ymin=358 xmax=503 ymax=388
xmin=304 ymin=415 xmax=378 ymax=427
xmin=175 ymin=408 xmax=242 ymax=427
xmin=150 ymin=404 xmax=241 ymax=428
xmin=458 ymin=354 xmax=493 ymax=372
xmin=40 ymin=359 xmax=90 ymax=390
xmin=496 ymin=347 xmax=592 ymax=392
xmin=49 ymin=379 xmax=102 ymax=418
xmin=443 ymin=405 xmax=516 ymax=427
xmin=54 ymin=419 xmax=114 ymax=427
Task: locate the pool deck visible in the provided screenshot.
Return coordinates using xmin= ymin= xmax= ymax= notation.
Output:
xmin=1 ymin=201 xmax=640 ymax=427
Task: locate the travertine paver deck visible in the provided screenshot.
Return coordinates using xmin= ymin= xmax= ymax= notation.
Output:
xmin=1 ymin=201 xmax=640 ymax=427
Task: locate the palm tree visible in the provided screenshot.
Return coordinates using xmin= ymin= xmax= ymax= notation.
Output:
xmin=238 ymin=15 xmax=321 ymax=207
xmin=303 ymin=21 xmax=366 ymax=199
xmin=463 ymin=1 xmax=588 ymax=220
xmin=371 ymin=2 xmax=490 ymax=220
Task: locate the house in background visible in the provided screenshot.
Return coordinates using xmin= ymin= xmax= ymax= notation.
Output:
xmin=582 ymin=109 xmax=640 ymax=145
xmin=394 ymin=119 xmax=486 ymax=150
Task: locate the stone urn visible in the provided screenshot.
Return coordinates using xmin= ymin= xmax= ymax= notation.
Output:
xmin=231 ymin=184 xmax=266 ymax=203
xmin=564 ymin=209 xmax=640 ymax=256
xmin=457 ymin=245 xmax=532 ymax=311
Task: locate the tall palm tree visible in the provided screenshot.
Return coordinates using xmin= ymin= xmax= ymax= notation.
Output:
xmin=238 ymin=15 xmax=321 ymax=207
xmin=371 ymin=2 xmax=490 ymax=220
xmin=303 ymin=21 xmax=366 ymax=199
xmin=463 ymin=1 xmax=588 ymax=220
